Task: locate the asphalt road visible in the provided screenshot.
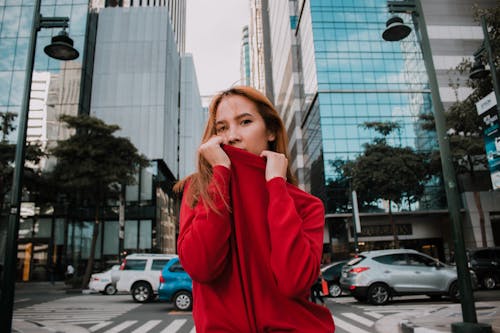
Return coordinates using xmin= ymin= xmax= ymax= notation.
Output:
xmin=12 ymin=283 xmax=500 ymax=333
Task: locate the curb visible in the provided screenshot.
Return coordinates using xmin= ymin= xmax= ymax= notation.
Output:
xmin=401 ymin=320 xmax=445 ymax=333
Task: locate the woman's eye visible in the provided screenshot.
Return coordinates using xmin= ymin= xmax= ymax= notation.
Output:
xmin=216 ymin=127 xmax=226 ymax=133
xmin=241 ymin=119 xmax=252 ymax=125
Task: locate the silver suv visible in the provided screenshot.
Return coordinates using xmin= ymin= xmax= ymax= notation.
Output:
xmin=340 ymin=249 xmax=475 ymax=305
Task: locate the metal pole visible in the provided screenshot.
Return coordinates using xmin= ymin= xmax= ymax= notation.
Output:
xmin=412 ymin=0 xmax=478 ymax=324
xmin=480 ymin=15 xmax=500 ymax=117
xmin=351 ymin=190 xmax=361 ymax=253
xmin=0 ymin=1 xmax=73 ymax=331
xmin=0 ymin=0 xmax=41 ymax=331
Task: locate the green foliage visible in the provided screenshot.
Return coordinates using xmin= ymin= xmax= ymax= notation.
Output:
xmin=422 ymin=3 xmax=500 ymax=178
xmin=50 ymin=114 xmax=149 ymax=289
xmin=50 ymin=114 xmax=149 ymax=204
xmin=344 ymin=142 xmax=430 ymax=206
xmin=0 ymin=112 xmax=45 ymax=209
xmin=1 ymin=112 xmax=17 ymax=142
xmin=336 ymin=122 xmax=431 ymax=209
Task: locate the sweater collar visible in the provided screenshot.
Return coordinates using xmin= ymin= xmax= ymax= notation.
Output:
xmin=222 ymin=145 xmax=266 ymax=170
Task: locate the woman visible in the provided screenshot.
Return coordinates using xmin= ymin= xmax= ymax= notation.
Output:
xmin=176 ymin=86 xmax=335 ymax=332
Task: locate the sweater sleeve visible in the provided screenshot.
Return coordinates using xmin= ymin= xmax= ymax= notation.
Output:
xmin=178 ymin=166 xmax=232 ymax=283
xmin=266 ymin=177 xmax=325 ymax=298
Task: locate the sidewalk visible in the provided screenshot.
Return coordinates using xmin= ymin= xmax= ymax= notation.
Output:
xmin=377 ymin=301 xmax=500 ymax=333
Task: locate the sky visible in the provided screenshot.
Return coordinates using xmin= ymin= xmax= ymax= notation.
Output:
xmin=185 ymin=0 xmax=250 ymax=97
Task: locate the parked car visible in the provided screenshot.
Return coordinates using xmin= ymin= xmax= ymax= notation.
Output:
xmin=320 ymin=260 xmax=347 ymax=297
xmin=158 ymin=257 xmax=193 ymax=311
xmin=340 ymin=249 xmax=477 ymax=305
xmin=467 ymin=247 xmax=500 ymax=289
xmin=88 ymin=265 xmax=121 ymax=295
xmin=116 ymin=253 xmax=177 ymax=303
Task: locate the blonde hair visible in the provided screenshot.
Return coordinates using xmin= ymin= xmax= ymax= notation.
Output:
xmin=174 ymin=86 xmax=296 ymax=211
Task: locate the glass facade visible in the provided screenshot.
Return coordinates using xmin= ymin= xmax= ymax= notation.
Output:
xmin=1 ymin=2 xmax=187 ymax=281
xmin=300 ymin=0 xmax=443 ymax=215
xmin=0 ymin=0 xmax=88 ymax=141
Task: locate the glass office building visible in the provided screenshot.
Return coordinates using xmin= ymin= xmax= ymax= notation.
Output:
xmin=299 ymin=0 xmax=440 ymax=213
xmin=267 ymin=0 xmax=459 ymax=261
xmin=0 ymin=0 xmax=195 ymax=281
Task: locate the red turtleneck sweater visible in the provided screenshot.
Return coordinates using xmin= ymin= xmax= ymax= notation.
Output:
xmin=178 ymin=145 xmax=335 ymax=332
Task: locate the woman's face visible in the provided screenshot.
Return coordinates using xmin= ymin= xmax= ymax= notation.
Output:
xmin=214 ymin=95 xmax=275 ymax=156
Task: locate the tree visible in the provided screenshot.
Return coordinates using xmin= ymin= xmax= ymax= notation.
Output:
xmin=50 ymin=114 xmax=148 ymax=288
xmin=0 ymin=112 xmax=44 ymax=211
xmin=343 ymin=122 xmax=430 ymax=248
xmin=420 ymin=3 xmax=500 ymax=246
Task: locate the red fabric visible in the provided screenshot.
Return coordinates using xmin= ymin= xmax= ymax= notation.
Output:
xmin=178 ymin=145 xmax=335 ymax=332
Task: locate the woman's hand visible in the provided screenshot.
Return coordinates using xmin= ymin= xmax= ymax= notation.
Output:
xmin=199 ymin=136 xmax=231 ymax=168
xmin=260 ymin=150 xmax=287 ymax=182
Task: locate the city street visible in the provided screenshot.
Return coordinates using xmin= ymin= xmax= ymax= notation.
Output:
xmin=12 ymin=282 xmax=500 ymax=333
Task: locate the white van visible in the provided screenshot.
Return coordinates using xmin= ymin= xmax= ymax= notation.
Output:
xmin=116 ymin=253 xmax=177 ymax=302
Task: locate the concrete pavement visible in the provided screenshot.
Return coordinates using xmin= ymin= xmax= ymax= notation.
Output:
xmin=11 ymin=282 xmax=500 ymax=333
xmin=376 ymin=301 xmax=500 ymax=333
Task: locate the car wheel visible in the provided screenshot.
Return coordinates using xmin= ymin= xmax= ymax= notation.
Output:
xmin=449 ymin=281 xmax=460 ymax=302
xmin=173 ymin=291 xmax=193 ymax=311
xmin=329 ymin=283 xmax=342 ymax=297
xmin=367 ymin=283 xmax=390 ymax=305
xmin=132 ymin=282 xmax=153 ymax=303
xmin=482 ymin=275 xmax=496 ymax=290
xmin=104 ymin=284 xmax=117 ymax=295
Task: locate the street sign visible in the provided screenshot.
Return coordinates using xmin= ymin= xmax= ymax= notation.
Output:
xmin=476 ymin=91 xmax=500 ymax=190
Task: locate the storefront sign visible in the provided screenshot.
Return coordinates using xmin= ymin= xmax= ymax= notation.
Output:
xmin=476 ymin=91 xmax=500 ymax=190
xmin=350 ymin=224 xmax=412 ymax=237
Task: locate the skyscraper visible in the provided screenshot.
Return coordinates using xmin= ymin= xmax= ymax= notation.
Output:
xmin=0 ymin=0 xmax=201 ymax=280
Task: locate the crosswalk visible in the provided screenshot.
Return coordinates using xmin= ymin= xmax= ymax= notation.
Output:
xmin=13 ymin=294 xmax=449 ymax=333
xmin=14 ymin=294 xmax=142 ymax=325
xmin=85 ymin=320 xmax=195 ymax=333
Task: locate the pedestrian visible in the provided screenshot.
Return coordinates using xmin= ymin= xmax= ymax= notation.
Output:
xmin=311 ymin=275 xmax=326 ymax=305
xmin=65 ymin=263 xmax=74 ymax=280
xmin=176 ymin=86 xmax=335 ymax=332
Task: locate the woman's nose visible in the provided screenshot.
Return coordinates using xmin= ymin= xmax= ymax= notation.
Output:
xmin=226 ymin=128 xmax=240 ymax=144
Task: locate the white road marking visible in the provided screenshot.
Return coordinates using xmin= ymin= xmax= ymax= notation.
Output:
xmin=333 ymin=316 xmax=372 ymax=333
xmin=131 ymin=320 xmax=162 ymax=333
xmin=342 ymin=312 xmax=374 ymax=326
xmin=160 ymin=319 xmax=187 ymax=333
xmin=89 ymin=321 xmax=113 ymax=332
xmin=102 ymin=320 xmax=137 ymax=333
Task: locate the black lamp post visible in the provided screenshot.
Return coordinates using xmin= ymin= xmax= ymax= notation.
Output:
xmin=382 ymin=1 xmax=490 ymax=332
xmin=0 ymin=0 xmax=78 ymax=331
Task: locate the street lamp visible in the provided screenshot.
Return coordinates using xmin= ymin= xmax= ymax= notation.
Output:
xmin=382 ymin=1 xmax=491 ymax=332
xmin=0 ymin=0 xmax=79 ymax=331
xmin=469 ymin=15 xmax=500 ymax=118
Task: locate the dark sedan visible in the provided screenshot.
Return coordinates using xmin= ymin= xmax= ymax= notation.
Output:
xmin=320 ymin=260 xmax=347 ymax=297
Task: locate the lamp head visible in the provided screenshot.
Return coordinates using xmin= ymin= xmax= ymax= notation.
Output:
xmin=382 ymin=16 xmax=412 ymax=42
xmin=44 ymin=30 xmax=79 ymax=61
xmin=469 ymin=58 xmax=489 ymax=80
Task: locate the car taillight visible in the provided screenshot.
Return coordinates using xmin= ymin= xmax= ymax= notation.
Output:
xmin=349 ymin=285 xmax=356 ymax=290
xmin=159 ymin=275 xmax=165 ymax=283
xmin=120 ymin=260 xmax=126 ymax=270
xmin=350 ymin=267 xmax=369 ymax=274
xmin=92 ymin=277 xmax=99 ymax=281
